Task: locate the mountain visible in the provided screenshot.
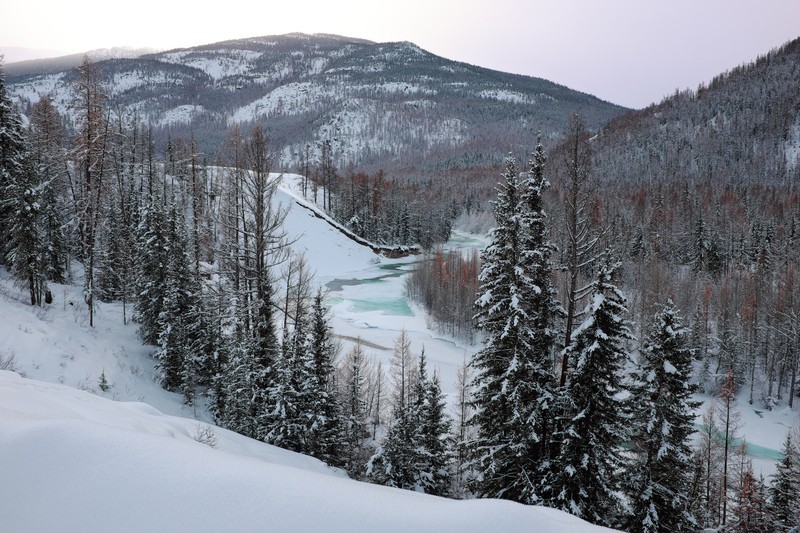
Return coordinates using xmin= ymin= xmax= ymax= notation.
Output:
xmin=2 ymin=47 xmax=157 ymax=77
xmin=4 ymin=33 xmax=627 ymax=173
xmin=588 ymin=36 xmax=800 ymax=186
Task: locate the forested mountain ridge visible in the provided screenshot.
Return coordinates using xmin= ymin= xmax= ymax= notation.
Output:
xmin=590 ymin=36 xmax=800 ymax=186
xmin=5 ymin=33 xmax=627 ymax=172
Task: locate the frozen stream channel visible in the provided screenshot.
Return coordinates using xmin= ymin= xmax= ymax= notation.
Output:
xmin=319 ymin=230 xmax=488 ymax=405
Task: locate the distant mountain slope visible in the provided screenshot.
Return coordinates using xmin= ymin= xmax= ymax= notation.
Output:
xmin=589 ymin=36 xmax=800 ymax=186
xmin=5 ymin=33 xmax=627 ymax=173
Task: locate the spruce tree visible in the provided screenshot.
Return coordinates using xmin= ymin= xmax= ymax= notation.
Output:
xmin=469 ymin=151 xmax=559 ymax=504
xmin=418 ymin=363 xmax=451 ymax=496
xmin=769 ymin=433 xmax=800 ymax=530
xmin=544 ymin=256 xmax=631 ymax=526
xmin=135 ymin=196 xmax=170 ymax=345
xmin=28 ymin=95 xmax=68 ymax=284
xmin=263 ymin=299 xmax=313 ymax=450
xmin=0 ymin=66 xmax=30 ymax=266
xmin=155 ymin=200 xmax=198 ymax=393
xmin=625 ymin=300 xmax=700 ymax=532
xmin=4 ymin=152 xmax=48 ymax=305
xmin=307 ymin=290 xmax=345 ymax=467
xmin=368 ymin=351 xmax=448 ymax=494
xmin=339 ymin=343 xmax=372 ymax=478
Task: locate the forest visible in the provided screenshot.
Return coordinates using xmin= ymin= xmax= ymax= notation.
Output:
xmin=2 ymin=39 xmax=800 ymax=533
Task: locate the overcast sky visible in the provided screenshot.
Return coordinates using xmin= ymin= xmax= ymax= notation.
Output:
xmin=2 ymin=0 xmax=798 ymax=108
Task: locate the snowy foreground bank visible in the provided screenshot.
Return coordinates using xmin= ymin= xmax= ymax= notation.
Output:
xmin=0 ymin=371 xmax=615 ymax=533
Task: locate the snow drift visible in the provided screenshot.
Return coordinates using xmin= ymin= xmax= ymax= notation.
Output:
xmin=0 ymin=370 xmax=616 ymax=533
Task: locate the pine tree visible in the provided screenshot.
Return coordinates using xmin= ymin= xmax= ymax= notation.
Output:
xmin=625 ymin=300 xmax=700 ymax=532
xmin=769 ymin=433 xmax=800 ymax=530
xmin=544 ymin=256 xmax=631 ymax=526
xmin=469 ymin=151 xmax=559 ymax=504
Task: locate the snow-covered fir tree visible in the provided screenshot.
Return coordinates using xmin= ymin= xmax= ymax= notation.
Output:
xmin=135 ymin=195 xmax=170 ymax=345
xmin=468 ymin=150 xmax=560 ymax=504
xmin=368 ymin=350 xmax=451 ymax=494
xmin=768 ymin=433 xmax=800 ymax=530
xmin=1 ymin=69 xmax=63 ymax=306
xmin=544 ymin=256 xmax=631 ymax=527
xmin=416 ymin=360 xmax=451 ymax=496
xmin=624 ymin=300 xmax=700 ymax=532
xmin=4 ymin=151 xmax=49 ymax=306
xmin=306 ymin=290 xmax=345 ymax=467
xmin=338 ymin=342 xmax=373 ymax=478
xmin=155 ymin=200 xmax=202 ymax=396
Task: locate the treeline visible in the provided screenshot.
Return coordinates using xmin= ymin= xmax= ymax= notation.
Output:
xmin=405 ymin=248 xmax=479 ymax=340
xmin=298 ymin=139 xmax=460 ymax=249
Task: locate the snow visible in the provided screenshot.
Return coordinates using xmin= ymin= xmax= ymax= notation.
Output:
xmin=0 ymin=370 xmax=617 ymax=532
xmin=159 ymin=49 xmax=263 ymax=80
xmin=157 ymin=104 xmax=206 ymax=127
xmin=785 ymin=116 xmax=800 ymax=170
xmin=228 ymin=82 xmax=329 ymax=124
xmin=479 ymin=89 xmax=535 ymax=104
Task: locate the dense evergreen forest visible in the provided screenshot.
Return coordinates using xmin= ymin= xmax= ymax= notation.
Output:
xmin=2 ymin=37 xmax=800 ymax=532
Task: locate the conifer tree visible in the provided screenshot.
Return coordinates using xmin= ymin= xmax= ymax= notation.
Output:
xmin=221 ymin=339 xmax=259 ymax=439
xmin=625 ymin=300 xmax=699 ymax=532
xmin=544 ymin=256 xmax=631 ymax=526
xmin=0 ymin=66 xmax=30 ymax=266
xmin=28 ymin=95 xmax=68 ymax=283
xmin=417 ymin=363 xmax=451 ymax=496
xmin=732 ymin=465 xmax=770 ymax=533
xmin=469 ymin=151 xmax=559 ymax=504
xmin=769 ymin=433 xmax=800 ymax=530
xmin=155 ymin=200 xmax=199 ymax=393
xmin=368 ymin=349 xmax=452 ymax=494
xmin=339 ymin=342 xmax=372 ymax=478
xmin=307 ymin=290 xmax=345 ymax=467
xmin=4 ymin=152 xmax=48 ymax=306
xmin=135 ymin=196 xmax=170 ymax=345
xmin=70 ymin=57 xmax=109 ymax=327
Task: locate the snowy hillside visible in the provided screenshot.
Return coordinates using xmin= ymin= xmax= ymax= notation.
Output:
xmin=4 ymin=32 xmax=627 ymax=171
xmin=0 ymin=371 xmax=618 ymax=533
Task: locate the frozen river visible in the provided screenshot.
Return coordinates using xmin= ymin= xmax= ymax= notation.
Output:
xmin=320 ymin=230 xmax=487 ymax=405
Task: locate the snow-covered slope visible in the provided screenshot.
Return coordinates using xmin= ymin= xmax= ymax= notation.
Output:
xmin=0 ymin=370 xmax=616 ymax=533
xmin=4 ymin=33 xmax=628 ymax=171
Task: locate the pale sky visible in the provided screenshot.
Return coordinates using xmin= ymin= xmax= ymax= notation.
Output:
xmin=2 ymin=0 xmax=799 ymax=109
